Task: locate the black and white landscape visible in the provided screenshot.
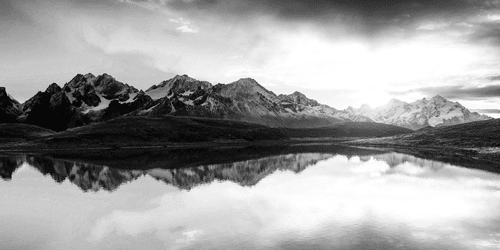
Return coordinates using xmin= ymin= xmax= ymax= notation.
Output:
xmin=2 ymin=0 xmax=500 ymax=250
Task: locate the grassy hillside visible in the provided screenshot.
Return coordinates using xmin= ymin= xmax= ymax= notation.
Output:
xmin=36 ymin=116 xmax=288 ymax=148
xmin=0 ymin=123 xmax=55 ymax=143
xmin=351 ymin=119 xmax=500 ymax=148
xmin=0 ymin=116 xmax=413 ymax=149
xmin=348 ymin=119 xmax=500 ymax=166
xmin=284 ymin=122 xmax=412 ymax=138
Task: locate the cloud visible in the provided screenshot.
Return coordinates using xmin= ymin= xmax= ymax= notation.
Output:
xmin=118 ymin=0 xmax=500 ymax=35
xmin=169 ymin=17 xmax=198 ymax=33
xmin=487 ymin=75 xmax=500 ymax=81
xmin=390 ymin=84 xmax=500 ymax=100
xmin=472 ymin=109 xmax=500 ymax=113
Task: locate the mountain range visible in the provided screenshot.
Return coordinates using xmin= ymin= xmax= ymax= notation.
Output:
xmin=0 ymin=73 xmax=492 ymax=131
xmin=345 ymin=95 xmax=491 ymax=130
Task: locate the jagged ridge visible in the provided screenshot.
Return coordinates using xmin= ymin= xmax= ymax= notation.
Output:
xmin=0 ymin=73 xmax=490 ymax=131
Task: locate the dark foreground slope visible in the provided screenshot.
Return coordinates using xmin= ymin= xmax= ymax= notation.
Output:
xmin=0 ymin=116 xmax=412 ymax=150
xmin=347 ymin=119 xmax=500 ymax=166
xmin=24 ymin=116 xmax=288 ymax=149
xmin=0 ymin=123 xmax=55 ymax=143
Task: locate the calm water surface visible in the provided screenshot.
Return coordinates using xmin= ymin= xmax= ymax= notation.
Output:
xmin=1 ymin=147 xmax=500 ymax=250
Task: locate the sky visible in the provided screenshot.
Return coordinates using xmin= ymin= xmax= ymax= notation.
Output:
xmin=1 ymin=0 xmax=500 ymax=115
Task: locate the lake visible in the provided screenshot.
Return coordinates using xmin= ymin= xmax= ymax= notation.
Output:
xmin=1 ymin=145 xmax=500 ymax=250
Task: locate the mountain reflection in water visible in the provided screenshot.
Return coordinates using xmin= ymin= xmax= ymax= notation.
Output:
xmin=0 ymin=145 xmax=467 ymax=192
xmin=1 ymin=145 xmax=500 ymax=250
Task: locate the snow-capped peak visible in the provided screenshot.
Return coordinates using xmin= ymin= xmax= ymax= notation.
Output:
xmin=386 ymin=98 xmax=405 ymax=107
xmin=172 ymin=74 xmax=196 ymax=82
xmin=429 ymin=94 xmax=448 ymax=104
xmin=348 ymin=95 xmax=492 ymax=130
xmin=145 ymin=74 xmax=212 ymax=100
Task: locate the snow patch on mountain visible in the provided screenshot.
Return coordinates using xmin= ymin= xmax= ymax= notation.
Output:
xmin=146 ymin=74 xmax=212 ymax=100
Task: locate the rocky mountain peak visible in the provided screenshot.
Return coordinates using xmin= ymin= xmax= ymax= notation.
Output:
xmin=93 ymin=74 xmax=138 ymax=100
xmin=66 ymin=73 xmax=96 ymax=89
xmin=45 ymin=83 xmax=62 ymax=95
xmin=219 ymin=78 xmax=277 ymax=103
xmin=172 ymin=74 xmax=195 ymax=81
xmin=0 ymin=87 xmax=20 ymax=105
xmin=94 ymin=73 xmax=114 ymax=86
xmin=237 ymin=77 xmax=257 ymax=83
xmin=230 ymin=78 xmax=266 ymax=90
xmin=285 ymin=91 xmax=320 ymax=107
xmin=0 ymin=87 xmax=22 ymax=122
xmin=359 ymin=104 xmax=371 ymax=112
xmin=290 ymin=91 xmax=307 ymax=99
xmin=84 ymin=73 xmax=95 ymax=78
xmin=0 ymin=87 xmax=7 ymax=98
xmin=387 ymin=98 xmax=404 ymax=106
xmin=430 ymin=94 xmax=447 ymax=103
xmin=145 ymin=74 xmax=212 ymax=100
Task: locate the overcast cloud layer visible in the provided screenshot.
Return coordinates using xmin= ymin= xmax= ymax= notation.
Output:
xmin=1 ymin=0 xmax=500 ymax=112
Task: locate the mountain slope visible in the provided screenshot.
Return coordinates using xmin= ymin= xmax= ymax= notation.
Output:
xmin=347 ymin=95 xmax=491 ymax=130
xmin=0 ymin=87 xmax=22 ymax=122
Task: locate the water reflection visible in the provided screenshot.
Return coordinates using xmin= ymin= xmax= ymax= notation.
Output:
xmin=0 ymin=146 xmax=468 ymax=192
xmin=0 ymin=153 xmax=335 ymax=191
xmin=1 ymin=146 xmax=500 ymax=250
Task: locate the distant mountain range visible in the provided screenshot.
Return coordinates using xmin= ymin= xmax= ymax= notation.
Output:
xmin=0 ymin=73 xmax=492 ymax=131
xmin=345 ymin=95 xmax=491 ymax=130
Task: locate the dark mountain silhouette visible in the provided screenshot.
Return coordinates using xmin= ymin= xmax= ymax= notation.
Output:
xmin=0 ymin=87 xmax=22 ymax=123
